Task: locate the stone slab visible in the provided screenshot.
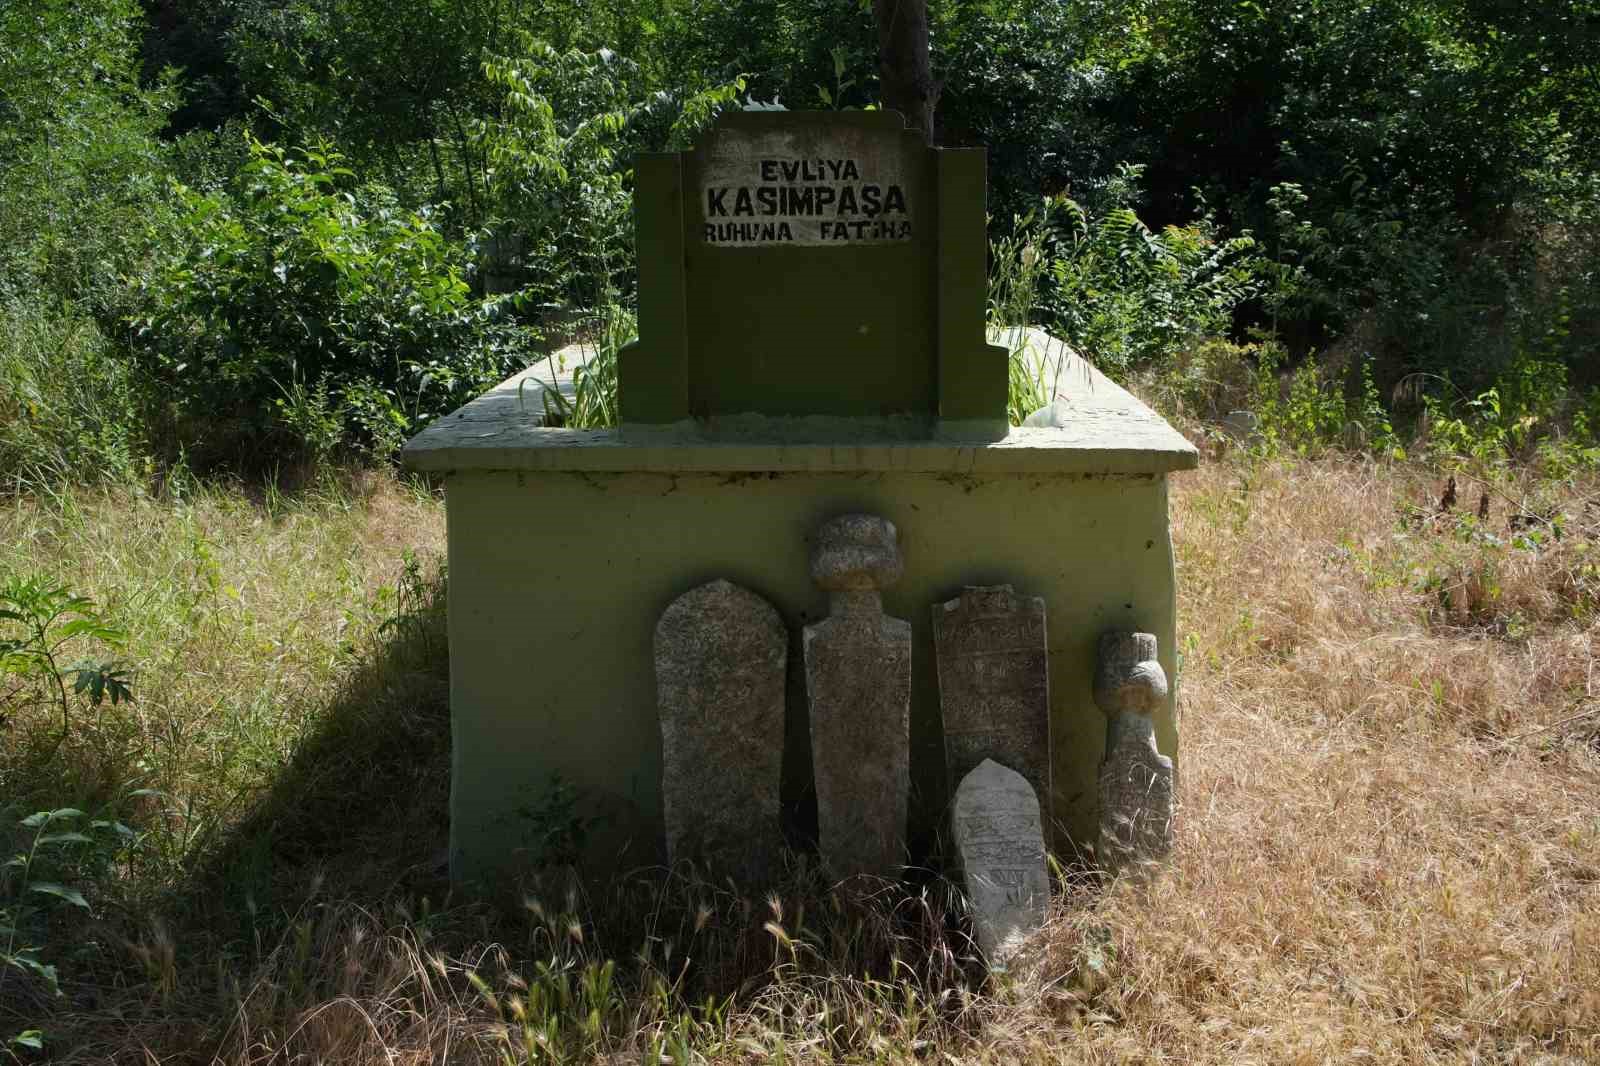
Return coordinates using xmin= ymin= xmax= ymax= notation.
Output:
xmin=950 ymin=759 xmax=1050 ymax=964
xmin=933 ymin=585 xmax=1051 ymax=814
xmin=402 ymin=328 xmax=1197 ymax=474
xmin=655 ymin=580 xmax=787 ymax=883
xmin=618 ymin=109 xmax=1006 ymax=431
xmin=804 ymin=515 xmax=912 ymax=881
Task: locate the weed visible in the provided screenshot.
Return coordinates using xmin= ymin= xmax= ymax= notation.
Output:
xmin=0 ymin=576 xmax=132 ymax=757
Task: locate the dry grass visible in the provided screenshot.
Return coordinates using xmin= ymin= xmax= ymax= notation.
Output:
xmin=4 ymin=453 xmax=1599 ymax=1063
xmin=1010 ymin=456 xmax=1600 ymax=1064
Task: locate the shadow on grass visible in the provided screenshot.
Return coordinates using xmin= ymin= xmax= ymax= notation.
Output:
xmin=175 ymin=553 xmax=454 ymax=944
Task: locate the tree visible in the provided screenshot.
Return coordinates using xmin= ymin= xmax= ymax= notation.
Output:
xmin=872 ymin=0 xmax=936 ymax=141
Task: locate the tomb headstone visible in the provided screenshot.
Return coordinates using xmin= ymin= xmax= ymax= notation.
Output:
xmin=655 ymin=579 xmax=787 ymax=882
xmin=803 ymin=514 xmax=912 ymax=880
xmin=950 ymin=759 xmax=1050 ymax=965
xmin=932 ymin=585 xmax=1051 ymax=814
xmin=1093 ymin=631 xmax=1175 ymax=871
xmin=619 ymin=110 xmax=1008 ymax=439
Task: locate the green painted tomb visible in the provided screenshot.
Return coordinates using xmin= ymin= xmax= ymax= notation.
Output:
xmin=402 ymin=109 xmax=1196 ymax=884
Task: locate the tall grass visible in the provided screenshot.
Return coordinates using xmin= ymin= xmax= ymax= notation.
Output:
xmin=3 ymin=446 xmax=1599 ymax=1061
xmin=0 ymin=299 xmax=146 ymax=493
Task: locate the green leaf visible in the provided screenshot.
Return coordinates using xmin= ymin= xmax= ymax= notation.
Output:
xmin=10 ymin=1031 xmax=44 ymax=1050
xmin=20 ymin=809 xmax=84 ymax=828
xmin=28 ymin=883 xmax=89 ymax=909
xmin=35 ymin=832 xmax=93 ymax=847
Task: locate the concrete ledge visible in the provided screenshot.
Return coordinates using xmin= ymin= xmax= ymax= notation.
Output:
xmin=402 ymin=328 xmax=1198 ymax=475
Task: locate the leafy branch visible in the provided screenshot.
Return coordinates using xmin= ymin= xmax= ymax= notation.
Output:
xmin=0 ymin=576 xmax=132 ymax=758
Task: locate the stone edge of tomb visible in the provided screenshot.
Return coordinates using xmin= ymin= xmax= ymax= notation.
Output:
xmin=400 ymin=328 xmax=1199 ymax=476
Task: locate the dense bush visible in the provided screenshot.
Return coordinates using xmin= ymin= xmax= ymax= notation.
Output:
xmin=0 ymin=0 xmax=177 ymax=311
xmin=133 ymin=139 xmax=527 ymax=462
xmin=1 ymin=0 xmax=1597 ymax=481
xmin=991 ymin=169 xmax=1268 ymax=379
xmin=0 ymin=300 xmax=147 ymax=491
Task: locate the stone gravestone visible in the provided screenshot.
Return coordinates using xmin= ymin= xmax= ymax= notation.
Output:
xmin=655 ymin=580 xmax=787 ymax=883
xmin=619 ymin=110 xmax=1009 ymax=439
xmin=950 ymin=759 xmax=1050 ymax=965
xmin=1093 ymin=631 xmax=1175 ymax=872
xmin=803 ymin=514 xmax=912 ymax=881
xmin=932 ymin=585 xmax=1051 ymax=816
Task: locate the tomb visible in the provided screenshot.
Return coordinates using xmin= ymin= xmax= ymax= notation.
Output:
xmin=401 ymin=109 xmax=1196 ymax=882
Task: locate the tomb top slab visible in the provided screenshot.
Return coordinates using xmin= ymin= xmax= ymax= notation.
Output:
xmin=401 ymin=328 xmax=1198 ymax=475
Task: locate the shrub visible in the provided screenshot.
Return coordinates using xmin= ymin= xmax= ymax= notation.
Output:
xmin=133 ymin=139 xmax=527 ymax=464
xmin=993 ymin=172 xmax=1269 ymax=380
xmin=0 ymin=300 xmax=147 ymax=492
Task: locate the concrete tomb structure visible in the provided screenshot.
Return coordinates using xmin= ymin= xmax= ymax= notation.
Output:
xmin=400 ymin=108 xmax=1196 ymax=883
xmin=804 ymin=514 xmax=913 ymax=881
xmin=950 ymin=759 xmax=1050 ymax=964
xmin=1093 ymin=631 xmax=1175 ymax=870
xmin=933 ymin=585 xmax=1051 ymax=825
xmin=655 ymin=579 xmax=787 ymax=882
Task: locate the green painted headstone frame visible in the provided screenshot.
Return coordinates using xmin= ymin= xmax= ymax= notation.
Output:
xmin=619 ymin=110 xmax=1009 ymax=439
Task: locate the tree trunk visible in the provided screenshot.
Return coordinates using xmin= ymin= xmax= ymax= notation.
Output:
xmin=872 ymin=0 xmax=938 ymax=143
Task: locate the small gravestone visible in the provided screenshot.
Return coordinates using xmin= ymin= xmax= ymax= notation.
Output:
xmin=655 ymin=579 xmax=787 ymax=882
xmin=1093 ymin=631 xmax=1174 ymax=872
xmin=933 ymin=585 xmax=1051 ymax=813
xmin=950 ymin=759 xmax=1050 ymax=965
xmin=803 ymin=514 xmax=911 ymax=881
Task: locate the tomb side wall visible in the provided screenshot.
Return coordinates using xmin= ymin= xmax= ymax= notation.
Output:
xmin=444 ymin=467 xmax=1178 ymax=881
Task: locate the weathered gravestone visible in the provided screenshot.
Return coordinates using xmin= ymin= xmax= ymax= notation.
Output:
xmin=804 ymin=513 xmax=912 ymax=881
xmin=619 ymin=110 xmax=1009 ymax=439
xmin=933 ymin=585 xmax=1051 ymax=818
xmin=655 ymin=580 xmax=787 ymax=882
xmin=1093 ymin=631 xmax=1175 ymax=871
xmin=950 ymin=759 xmax=1050 ymax=965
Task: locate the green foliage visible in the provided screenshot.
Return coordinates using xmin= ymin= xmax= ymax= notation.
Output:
xmin=2 ymin=801 xmax=143 ymax=1053
xmin=1418 ymin=349 xmax=1600 ymax=476
xmin=525 ymin=307 xmax=635 ymax=430
xmin=998 ymin=175 xmax=1269 ymax=379
xmin=0 ymin=0 xmax=177 ymax=309
xmin=515 ymin=775 xmax=598 ymax=869
xmin=475 ymin=37 xmax=744 ymax=322
xmin=475 ymin=39 xmax=640 ymax=318
xmin=0 ymin=299 xmax=148 ymax=492
xmin=2 ymin=0 xmax=1598 ymax=481
xmin=1087 ymin=0 xmax=1600 ymax=393
xmin=0 ymin=576 xmax=132 ymax=757
xmin=935 ymin=2 xmax=1125 ymax=223
xmin=2 ymin=808 xmax=89 ymax=1050
xmin=989 ymin=210 xmax=1063 ymax=424
xmin=1254 ymin=347 xmax=1347 ymax=457
xmin=135 ymin=138 xmax=524 ymax=462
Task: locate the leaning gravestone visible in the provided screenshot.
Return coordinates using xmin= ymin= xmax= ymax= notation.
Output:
xmin=804 ymin=514 xmax=912 ymax=881
xmin=1093 ymin=631 xmax=1175 ymax=872
xmin=950 ymin=759 xmax=1050 ymax=965
xmin=655 ymin=580 xmax=787 ymax=882
xmin=933 ymin=585 xmax=1051 ymax=816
